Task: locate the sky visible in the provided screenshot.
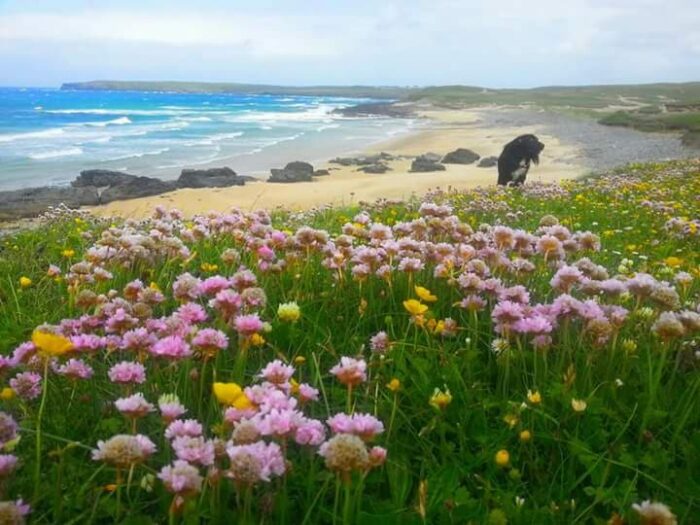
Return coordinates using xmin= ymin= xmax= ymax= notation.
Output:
xmin=0 ymin=0 xmax=699 ymax=88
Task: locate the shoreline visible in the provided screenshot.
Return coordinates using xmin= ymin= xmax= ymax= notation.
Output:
xmin=2 ymin=102 xmax=696 ymax=223
xmin=87 ymin=106 xmax=586 ymax=219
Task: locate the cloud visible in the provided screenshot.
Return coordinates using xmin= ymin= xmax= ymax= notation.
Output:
xmin=0 ymin=11 xmax=345 ymax=57
xmin=0 ymin=1 xmax=698 ymax=87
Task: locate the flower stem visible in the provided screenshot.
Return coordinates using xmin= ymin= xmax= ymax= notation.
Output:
xmin=33 ymin=358 xmax=50 ymax=503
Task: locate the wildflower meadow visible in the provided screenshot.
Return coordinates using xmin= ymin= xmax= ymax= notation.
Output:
xmin=0 ymin=159 xmax=698 ymax=524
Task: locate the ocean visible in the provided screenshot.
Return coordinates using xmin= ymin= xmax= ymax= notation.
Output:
xmin=0 ymin=87 xmax=414 ymax=191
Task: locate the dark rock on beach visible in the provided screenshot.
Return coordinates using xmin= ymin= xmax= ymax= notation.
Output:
xmin=313 ymin=169 xmax=330 ymax=177
xmin=0 ymin=166 xmax=257 ymax=220
xmin=420 ymin=152 xmax=443 ymax=162
xmin=177 ymin=167 xmax=250 ymax=188
xmin=268 ymin=161 xmax=315 ymax=183
xmin=0 ymin=186 xmax=100 ymax=220
xmin=100 ymin=177 xmax=177 ymax=204
xmin=442 ymin=148 xmax=480 ymax=165
xmin=358 ymin=164 xmax=391 ymax=174
xmin=72 ymin=169 xmax=137 ymax=188
xmin=410 ymin=155 xmax=446 ymax=172
xmin=477 ymin=156 xmax=499 ymax=168
xmin=330 ymin=152 xmax=394 ymax=166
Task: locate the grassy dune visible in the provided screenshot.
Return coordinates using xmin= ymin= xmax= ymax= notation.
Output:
xmin=0 ymin=160 xmax=698 ymax=523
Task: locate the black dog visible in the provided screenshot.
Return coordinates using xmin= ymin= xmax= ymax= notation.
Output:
xmin=497 ymin=134 xmax=545 ymax=186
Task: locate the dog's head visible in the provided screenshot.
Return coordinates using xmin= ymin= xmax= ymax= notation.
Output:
xmin=513 ymin=134 xmax=545 ymax=165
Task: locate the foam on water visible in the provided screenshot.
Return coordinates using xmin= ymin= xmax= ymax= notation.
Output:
xmin=0 ymin=87 xmax=409 ymax=190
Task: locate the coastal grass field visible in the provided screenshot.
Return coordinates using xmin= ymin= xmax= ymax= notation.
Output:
xmin=0 ymin=159 xmax=698 ymax=524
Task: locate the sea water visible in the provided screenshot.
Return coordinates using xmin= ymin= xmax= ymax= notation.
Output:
xmin=0 ymin=87 xmax=414 ymax=190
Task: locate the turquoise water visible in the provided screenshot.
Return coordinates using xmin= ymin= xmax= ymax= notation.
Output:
xmin=0 ymin=88 xmax=413 ymax=190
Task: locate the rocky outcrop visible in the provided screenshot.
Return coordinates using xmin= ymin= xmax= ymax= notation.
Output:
xmin=0 ymin=186 xmax=100 ymax=220
xmin=330 ymin=152 xmax=394 ymax=166
xmin=313 ymin=169 xmax=330 ymax=177
xmin=410 ymin=155 xmax=446 ymax=172
xmin=477 ymin=156 xmax=499 ymax=168
xmin=72 ymin=169 xmax=137 ymax=188
xmin=358 ymin=164 xmax=391 ymax=174
xmin=177 ymin=167 xmax=251 ymax=188
xmin=0 ymin=166 xmax=257 ymax=220
xmin=268 ymin=161 xmax=315 ymax=183
xmin=442 ymin=148 xmax=480 ymax=165
xmin=100 ymin=177 xmax=178 ymax=203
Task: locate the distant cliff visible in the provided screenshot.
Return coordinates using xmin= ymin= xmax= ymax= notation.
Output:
xmin=60 ymin=80 xmax=414 ymax=99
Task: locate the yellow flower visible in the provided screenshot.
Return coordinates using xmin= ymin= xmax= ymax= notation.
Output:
xmin=61 ymin=249 xmax=75 ymax=258
xmin=503 ymin=414 xmax=519 ymax=428
xmin=414 ymin=285 xmax=437 ymax=303
xmin=149 ymin=281 xmax=161 ymax=291
xmin=277 ymin=301 xmax=301 ymax=323
xmin=387 ymin=378 xmax=401 ymax=392
xmin=212 ymin=382 xmax=244 ymax=405
xmin=249 ymin=333 xmax=265 ymax=347
xmin=293 ymin=356 xmax=307 ymax=365
xmin=519 ymin=430 xmax=532 ymax=442
xmin=0 ymin=387 xmax=15 ymax=401
xmin=432 ymin=320 xmax=446 ymax=335
xmin=663 ymin=256 xmax=683 ymax=268
xmin=429 ymin=387 xmax=452 ymax=410
xmin=200 ymin=262 xmax=218 ymax=273
xmin=527 ymin=389 xmax=542 ymax=405
xmin=290 ymin=378 xmax=300 ymax=395
xmin=571 ymin=398 xmax=588 ymax=413
xmin=232 ymin=393 xmax=254 ymax=410
xmin=32 ymin=330 xmax=73 ymax=357
xmin=495 ymin=449 xmax=510 ymax=467
xmin=403 ymin=299 xmax=428 ymax=316
xmin=19 ymin=277 xmax=32 ymax=288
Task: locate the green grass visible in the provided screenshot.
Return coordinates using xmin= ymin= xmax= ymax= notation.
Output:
xmin=0 ymin=160 xmax=698 ymax=524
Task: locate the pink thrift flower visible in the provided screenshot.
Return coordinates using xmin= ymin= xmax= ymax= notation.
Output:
xmin=175 ymin=302 xmax=208 ymax=324
xmin=209 ymin=289 xmax=243 ymax=320
xmin=255 ymin=408 xmax=301 ymax=437
xmin=11 ymin=342 xmax=36 ymax=365
xmin=0 ymin=454 xmax=18 ymax=478
xmin=192 ymin=329 xmax=229 ymax=354
xmin=298 ymin=383 xmax=320 ymax=403
xmin=329 ymin=357 xmax=367 ymax=386
xmin=233 ymin=314 xmax=264 ymax=336
xmin=0 ymin=412 xmax=19 ymax=448
xmin=92 ymin=434 xmax=156 ymax=467
xmin=165 ymin=419 xmax=203 ymax=440
xmin=108 ymin=361 xmax=146 ymax=384
xmin=350 ymin=413 xmax=385 ymax=441
xmin=10 ymin=371 xmax=42 ymax=400
xmin=369 ymin=331 xmax=390 ymax=354
xmin=171 ymin=436 xmax=215 ymax=466
xmin=70 ymin=334 xmax=104 ymax=353
xmin=327 ymin=413 xmax=354 ymax=434
xmin=121 ymin=328 xmax=157 ymax=352
xmin=198 ymin=276 xmax=232 ymax=296
xmin=223 ymin=407 xmax=258 ymax=425
xmin=158 ymin=395 xmax=187 ymax=423
xmin=158 ymin=460 xmax=203 ymax=497
xmin=258 ymin=360 xmax=295 ymax=385
xmin=294 ymin=418 xmax=326 ymax=446
xmin=56 ymin=358 xmax=94 ymax=380
xmin=225 ymin=441 xmax=286 ymax=484
xmin=114 ymin=393 xmax=155 ymax=418
xmin=369 ymin=446 xmax=388 ymax=467
xmin=150 ymin=336 xmax=192 ymax=360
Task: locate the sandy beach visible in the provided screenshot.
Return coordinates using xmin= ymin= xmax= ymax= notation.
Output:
xmin=87 ymin=107 xmax=583 ymax=219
